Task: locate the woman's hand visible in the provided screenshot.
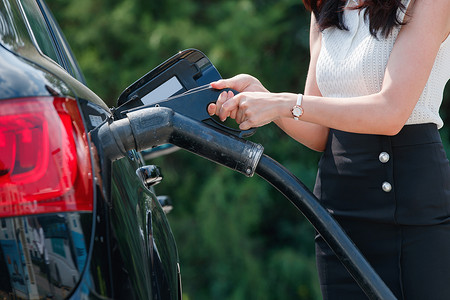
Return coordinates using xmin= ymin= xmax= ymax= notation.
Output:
xmin=211 ymin=90 xmax=295 ymax=131
xmin=207 ymin=74 xmax=270 ymax=123
xmin=221 ymin=92 xmax=295 ymax=130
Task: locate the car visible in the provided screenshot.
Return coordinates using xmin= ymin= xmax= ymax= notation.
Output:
xmin=0 ymin=0 xmax=182 ymax=299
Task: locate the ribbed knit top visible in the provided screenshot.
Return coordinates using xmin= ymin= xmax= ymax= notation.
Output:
xmin=316 ymin=0 xmax=450 ymax=128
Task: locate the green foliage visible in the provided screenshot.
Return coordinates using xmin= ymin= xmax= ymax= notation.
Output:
xmin=47 ymin=0 xmax=449 ymax=299
xmin=48 ymin=0 xmax=310 ymax=106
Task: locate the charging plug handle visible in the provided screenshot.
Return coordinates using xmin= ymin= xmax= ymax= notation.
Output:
xmin=98 ymin=106 xmax=263 ymax=177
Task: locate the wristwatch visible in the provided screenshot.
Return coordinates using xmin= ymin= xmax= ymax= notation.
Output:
xmin=291 ymin=94 xmax=304 ymax=120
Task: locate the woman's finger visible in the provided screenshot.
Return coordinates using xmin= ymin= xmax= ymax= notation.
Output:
xmin=211 ymin=75 xmax=253 ymax=92
xmin=218 ymin=95 xmax=240 ymax=121
xmin=225 ymin=91 xmax=237 ymax=119
xmin=207 ymin=103 xmax=216 ymax=116
xmin=234 ymin=94 xmax=246 ymax=124
xmin=230 ymin=108 xmax=238 ymax=119
xmin=215 ymin=91 xmax=228 ymax=116
xmin=239 ymin=120 xmax=251 ymax=131
xmin=236 ymin=108 xmax=245 ymax=124
xmin=210 ymin=79 xmax=228 ymax=90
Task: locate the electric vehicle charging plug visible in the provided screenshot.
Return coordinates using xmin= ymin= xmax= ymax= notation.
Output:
xmin=96 ymin=106 xmax=263 ymax=177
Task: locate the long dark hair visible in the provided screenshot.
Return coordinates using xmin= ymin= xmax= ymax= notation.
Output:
xmin=303 ymin=0 xmax=407 ymax=38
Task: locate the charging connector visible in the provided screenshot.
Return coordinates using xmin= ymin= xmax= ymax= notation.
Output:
xmin=97 ymin=106 xmax=263 ymax=177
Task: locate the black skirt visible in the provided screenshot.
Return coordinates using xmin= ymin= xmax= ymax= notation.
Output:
xmin=314 ymin=124 xmax=450 ymax=299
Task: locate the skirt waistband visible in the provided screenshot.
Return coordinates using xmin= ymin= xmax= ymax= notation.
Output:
xmin=327 ymin=123 xmax=442 ymax=152
xmin=389 ymin=123 xmax=441 ymax=147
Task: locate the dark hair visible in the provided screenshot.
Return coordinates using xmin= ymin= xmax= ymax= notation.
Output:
xmin=303 ymin=0 xmax=407 ymax=38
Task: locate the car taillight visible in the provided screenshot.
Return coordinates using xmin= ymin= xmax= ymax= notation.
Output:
xmin=0 ymin=97 xmax=93 ymax=217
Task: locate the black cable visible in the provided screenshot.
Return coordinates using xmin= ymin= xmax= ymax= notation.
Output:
xmin=255 ymin=154 xmax=396 ymax=300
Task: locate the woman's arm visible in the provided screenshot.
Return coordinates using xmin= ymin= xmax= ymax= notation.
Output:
xmin=296 ymin=0 xmax=450 ymax=135
xmin=210 ymin=14 xmax=330 ymax=151
xmin=215 ymin=0 xmax=450 ymax=136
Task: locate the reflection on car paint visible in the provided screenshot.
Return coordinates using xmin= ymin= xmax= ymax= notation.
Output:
xmin=0 ymin=213 xmax=90 ymax=299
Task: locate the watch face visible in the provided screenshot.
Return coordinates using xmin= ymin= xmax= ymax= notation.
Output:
xmin=292 ymin=106 xmax=303 ymax=117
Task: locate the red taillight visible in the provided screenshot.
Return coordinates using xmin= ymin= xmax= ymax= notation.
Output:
xmin=0 ymin=97 xmax=93 ymax=217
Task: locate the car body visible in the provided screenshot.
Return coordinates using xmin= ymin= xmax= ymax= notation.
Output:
xmin=0 ymin=0 xmax=181 ymax=299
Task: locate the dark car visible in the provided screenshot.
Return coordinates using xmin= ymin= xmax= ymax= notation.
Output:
xmin=0 ymin=0 xmax=182 ymax=299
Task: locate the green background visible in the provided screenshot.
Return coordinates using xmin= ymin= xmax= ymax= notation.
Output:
xmin=47 ymin=1 xmax=450 ymax=299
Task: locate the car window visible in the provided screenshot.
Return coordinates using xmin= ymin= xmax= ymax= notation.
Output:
xmin=20 ymin=0 xmax=60 ymax=62
xmin=20 ymin=0 xmax=86 ymax=83
xmin=38 ymin=1 xmax=86 ymax=83
xmin=0 ymin=0 xmax=36 ymax=52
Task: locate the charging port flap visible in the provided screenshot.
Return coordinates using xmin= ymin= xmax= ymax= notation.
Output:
xmin=114 ymin=49 xmax=255 ymax=139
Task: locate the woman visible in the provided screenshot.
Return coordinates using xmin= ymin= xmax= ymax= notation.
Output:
xmin=208 ymin=0 xmax=450 ymax=299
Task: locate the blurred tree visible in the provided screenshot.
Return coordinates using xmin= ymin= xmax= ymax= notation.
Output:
xmin=48 ymin=0 xmax=311 ymax=106
xmin=47 ymin=0 xmax=449 ymax=299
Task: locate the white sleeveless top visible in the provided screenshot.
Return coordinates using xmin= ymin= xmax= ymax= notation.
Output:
xmin=316 ymin=0 xmax=450 ymax=128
